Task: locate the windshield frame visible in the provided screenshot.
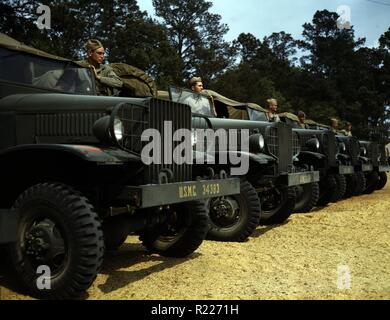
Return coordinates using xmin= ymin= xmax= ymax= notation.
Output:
xmin=168 ymin=85 xmax=216 ymax=117
xmin=0 ymin=47 xmax=96 ymax=95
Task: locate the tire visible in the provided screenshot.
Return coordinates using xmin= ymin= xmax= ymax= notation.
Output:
xmin=102 ymin=215 xmax=129 ymax=250
xmin=293 ymin=182 xmax=320 ymax=213
xmin=376 ymin=172 xmax=388 ymax=190
xmin=259 ymin=186 xmax=296 ymax=225
xmin=364 ymin=171 xmax=379 ymax=194
xmin=317 ymin=175 xmax=337 ymax=206
xmin=353 ymin=172 xmax=367 ymax=196
xmin=330 ymin=174 xmax=347 ymax=202
xmin=344 ymin=173 xmax=356 ymax=198
xmin=207 ymin=180 xmax=261 ymax=242
xmin=9 ymin=183 xmax=104 ymax=299
xmin=139 ymin=201 xmax=209 ymax=258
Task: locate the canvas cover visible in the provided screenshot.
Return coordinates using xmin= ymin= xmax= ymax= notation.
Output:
xmin=203 ymin=89 xmax=267 ymax=112
xmin=0 ymin=32 xmax=72 ymax=63
xmin=278 ymin=112 xmax=299 ymax=123
xmin=200 ymin=89 xmax=266 ymax=120
xmin=109 ymin=63 xmax=157 ymax=97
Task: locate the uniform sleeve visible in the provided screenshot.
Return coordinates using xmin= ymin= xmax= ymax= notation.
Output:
xmin=99 ymin=67 xmax=123 ymax=88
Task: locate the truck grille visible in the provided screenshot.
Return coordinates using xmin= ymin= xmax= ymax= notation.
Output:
xmin=115 ymin=104 xmax=148 ymax=154
xmin=379 ymin=144 xmax=387 ymax=165
xmin=266 ymin=126 xmax=278 ymax=157
xmin=292 ymin=131 xmax=300 ymax=157
xmin=368 ymin=142 xmax=380 ymax=167
xmin=322 ymin=131 xmax=337 ymax=166
xmin=115 ymin=99 xmax=192 ymax=183
xmin=148 ymin=98 xmax=192 ymax=183
xmin=265 ymin=122 xmax=292 ymax=173
xmin=345 ymin=137 xmax=360 ymax=166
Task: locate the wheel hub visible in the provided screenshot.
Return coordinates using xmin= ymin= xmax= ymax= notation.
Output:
xmin=24 ymin=219 xmax=65 ymax=269
xmin=209 ymin=198 xmax=239 ymax=227
xmin=261 ymin=188 xmax=282 ymax=212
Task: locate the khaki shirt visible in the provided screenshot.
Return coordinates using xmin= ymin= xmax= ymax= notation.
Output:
xmin=341 ymin=130 xmax=352 ymax=137
xmin=78 ymin=60 xmax=123 ymax=96
xmin=266 ymin=112 xmax=281 ymax=122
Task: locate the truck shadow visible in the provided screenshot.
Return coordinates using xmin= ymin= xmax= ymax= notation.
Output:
xmin=0 ymin=247 xmax=31 ymax=299
xmin=0 ymin=242 xmax=200 ymax=299
xmin=250 ymin=221 xmax=289 ymax=238
xmin=97 ymin=242 xmax=201 ymax=295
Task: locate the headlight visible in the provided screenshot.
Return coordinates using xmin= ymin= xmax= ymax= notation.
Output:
xmin=113 ymin=118 xmax=124 ymax=141
xmin=249 ymin=133 xmax=265 ymax=153
xmin=360 ymin=147 xmax=367 ymax=157
xmin=306 ymin=137 xmax=320 ymax=152
xmin=93 ymin=115 xmax=124 ymax=144
xmin=339 ymin=142 xmax=346 ymax=153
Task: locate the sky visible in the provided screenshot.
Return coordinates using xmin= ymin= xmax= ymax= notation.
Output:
xmin=136 ymin=0 xmax=390 ymax=48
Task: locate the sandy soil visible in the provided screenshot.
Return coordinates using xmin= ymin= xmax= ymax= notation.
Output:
xmin=1 ymin=173 xmax=389 ymax=300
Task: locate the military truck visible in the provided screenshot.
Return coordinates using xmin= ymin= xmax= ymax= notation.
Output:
xmin=279 ymin=113 xmax=355 ymax=206
xmin=303 ymin=119 xmax=389 ymax=195
xmin=167 ymin=87 xmax=319 ymax=237
xmin=359 ymin=140 xmax=390 ymax=192
xmin=0 ymin=33 xmax=240 ymax=298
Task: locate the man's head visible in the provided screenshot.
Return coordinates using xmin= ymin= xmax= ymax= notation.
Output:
xmin=330 ymin=118 xmax=338 ymax=129
xmin=298 ymin=111 xmax=306 ymax=123
xmin=346 ymin=122 xmax=352 ymax=131
xmin=86 ymin=39 xmax=105 ymax=65
xmin=267 ymin=98 xmax=278 ymax=113
xmin=189 ymin=77 xmax=204 ymax=93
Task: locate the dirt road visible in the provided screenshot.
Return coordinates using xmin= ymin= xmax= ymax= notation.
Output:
xmin=2 ymin=174 xmax=389 ymax=300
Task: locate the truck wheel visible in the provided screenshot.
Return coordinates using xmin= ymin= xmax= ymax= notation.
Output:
xmin=139 ymin=201 xmax=209 ymax=258
xmin=259 ymin=186 xmax=296 ymax=225
xmin=102 ymin=215 xmax=129 ymax=250
xmin=317 ymin=175 xmax=337 ymax=206
xmin=353 ymin=172 xmax=367 ymax=196
xmin=364 ymin=171 xmax=379 ymax=194
xmin=9 ymin=183 xmax=104 ymax=299
xmin=207 ymin=180 xmax=261 ymax=242
xmin=376 ymin=172 xmax=388 ymax=190
xmin=330 ymin=174 xmax=346 ymax=202
xmin=293 ymin=182 xmax=320 ymax=213
xmin=344 ymin=173 xmax=355 ymax=198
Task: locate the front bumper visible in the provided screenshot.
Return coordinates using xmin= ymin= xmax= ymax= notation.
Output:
xmin=0 ymin=209 xmax=19 ymax=244
xmin=361 ymin=164 xmax=373 ymax=172
xmin=284 ymin=171 xmax=320 ymax=187
xmin=379 ymin=165 xmax=390 ymax=172
xmin=117 ymin=178 xmax=240 ymax=209
xmin=338 ymin=165 xmax=354 ymax=175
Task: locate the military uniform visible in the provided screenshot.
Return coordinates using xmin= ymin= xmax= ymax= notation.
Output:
xmin=266 ymin=112 xmax=281 ymax=122
xmin=341 ymin=130 xmax=352 ymax=137
xmin=78 ymin=60 xmax=123 ymax=96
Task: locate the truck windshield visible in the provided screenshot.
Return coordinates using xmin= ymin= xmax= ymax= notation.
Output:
xmin=0 ymin=47 xmax=94 ymax=95
xmin=169 ymin=86 xmax=215 ymax=117
xmin=248 ymin=108 xmax=268 ymax=121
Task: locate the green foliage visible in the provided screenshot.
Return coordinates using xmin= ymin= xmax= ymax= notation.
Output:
xmin=0 ymin=3 xmax=388 ymax=139
xmin=152 ymin=0 xmax=237 ymax=85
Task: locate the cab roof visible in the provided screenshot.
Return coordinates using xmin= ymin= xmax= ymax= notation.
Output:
xmin=0 ymin=32 xmax=73 ymax=63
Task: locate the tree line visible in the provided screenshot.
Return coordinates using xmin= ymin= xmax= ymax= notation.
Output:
xmin=1 ymin=0 xmax=389 ymax=139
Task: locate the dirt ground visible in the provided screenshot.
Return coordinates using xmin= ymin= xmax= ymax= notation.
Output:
xmin=1 ymin=173 xmax=389 ymax=300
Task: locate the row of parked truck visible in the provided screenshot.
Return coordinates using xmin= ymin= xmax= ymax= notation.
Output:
xmin=0 ymin=33 xmax=388 ymax=299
